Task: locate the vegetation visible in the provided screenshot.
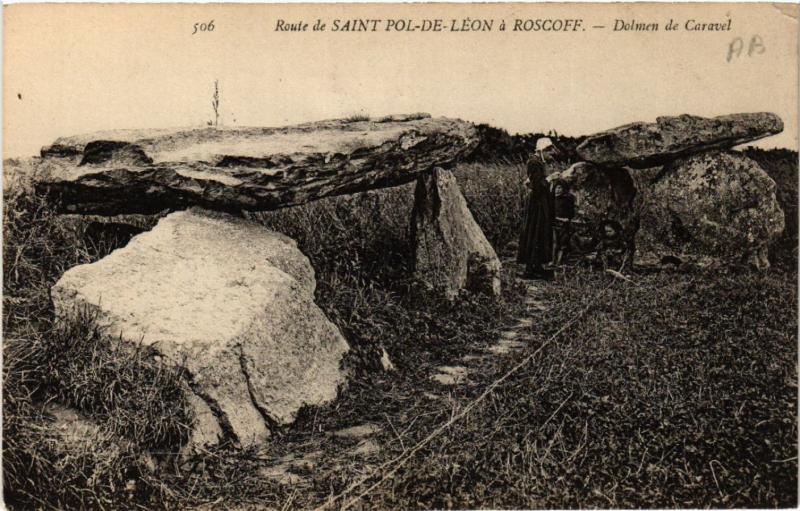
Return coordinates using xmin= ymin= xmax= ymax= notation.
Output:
xmin=2 ymin=148 xmax=797 ymax=509
xmin=337 ymin=266 xmax=797 ymax=509
xmin=211 ymin=80 xmax=220 ymax=128
xmin=343 ymin=113 xmax=371 ymax=123
xmin=467 ymin=125 xmax=586 ymax=165
xmin=3 ymin=180 xmax=189 ymax=508
xmin=743 ymin=146 xmax=799 ymax=261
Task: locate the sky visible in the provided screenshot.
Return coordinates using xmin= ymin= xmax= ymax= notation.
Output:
xmin=3 ymin=3 xmax=798 ymax=158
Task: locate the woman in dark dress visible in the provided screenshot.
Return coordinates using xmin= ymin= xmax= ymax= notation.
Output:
xmin=517 ymin=155 xmax=555 ymax=279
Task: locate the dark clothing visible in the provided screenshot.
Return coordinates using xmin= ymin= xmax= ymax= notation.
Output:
xmin=554 ymin=192 xmax=576 ymax=220
xmin=517 ymin=166 xmax=554 ymax=269
xmin=552 ymin=191 xmax=577 ymax=264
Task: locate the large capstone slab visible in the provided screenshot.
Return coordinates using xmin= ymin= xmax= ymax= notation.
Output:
xmin=51 ymin=208 xmax=349 ymax=447
xmin=637 ymin=151 xmax=785 ymax=269
xmin=36 ymin=115 xmax=480 ymax=215
xmin=576 ymin=112 xmax=783 ymax=168
xmin=411 ymin=167 xmax=501 ymax=299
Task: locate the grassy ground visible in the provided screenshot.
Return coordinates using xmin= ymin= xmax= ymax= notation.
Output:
xmin=349 ymin=266 xmax=797 ymax=509
xmin=152 ymin=262 xmax=796 ymax=509
xmin=3 ymin=156 xmax=798 ymax=509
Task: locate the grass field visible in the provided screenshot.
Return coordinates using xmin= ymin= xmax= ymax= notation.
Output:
xmin=3 ymin=154 xmax=798 ymax=509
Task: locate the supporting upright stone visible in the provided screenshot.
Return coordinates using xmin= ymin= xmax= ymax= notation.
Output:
xmin=549 ymin=161 xmax=640 ymax=263
xmin=411 ymin=167 xmax=501 ymax=299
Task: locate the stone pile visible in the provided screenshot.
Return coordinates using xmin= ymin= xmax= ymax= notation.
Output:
xmin=549 ymin=112 xmax=785 ymax=269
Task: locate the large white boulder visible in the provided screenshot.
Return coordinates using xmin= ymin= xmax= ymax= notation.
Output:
xmin=52 ymin=208 xmax=349 ymax=448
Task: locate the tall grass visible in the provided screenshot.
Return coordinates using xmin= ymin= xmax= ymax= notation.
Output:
xmin=454 ymin=162 xmax=527 ymax=254
xmin=349 ymin=266 xmax=797 ymax=509
xmin=3 ymin=172 xmax=190 ymax=509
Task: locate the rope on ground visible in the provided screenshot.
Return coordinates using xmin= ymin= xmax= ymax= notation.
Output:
xmin=313 ymin=277 xmax=617 ymax=511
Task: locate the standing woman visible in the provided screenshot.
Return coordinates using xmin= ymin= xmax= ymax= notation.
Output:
xmin=517 ymin=139 xmax=555 ymax=279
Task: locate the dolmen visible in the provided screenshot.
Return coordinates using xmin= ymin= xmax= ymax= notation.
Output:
xmin=548 ymin=112 xmax=785 ymax=269
xmin=36 ymin=114 xmax=502 ymax=451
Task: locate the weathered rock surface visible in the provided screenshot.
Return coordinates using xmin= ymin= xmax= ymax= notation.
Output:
xmin=45 ymin=403 xmax=120 ymax=453
xmin=637 ymin=152 xmax=784 ymax=269
xmin=411 ymin=167 xmax=501 ymax=299
xmin=550 ymin=162 xmax=637 ymax=225
xmin=36 ymin=115 xmax=480 ymax=215
xmin=80 ymin=140 xmax=154 ymax=166
xmin=577 ymin=113 xmax=783 ymax=168
xmin=52 ymin=208 xmax=350 ymax=447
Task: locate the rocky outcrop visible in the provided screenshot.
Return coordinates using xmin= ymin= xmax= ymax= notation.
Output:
xmin=52 ymin=208 xmax=350 ymax=448
xmin=577 ymin=113 xmax=783 ymax=169
xmin=637 ymin=152 xmax=784 ymax=269
xmin=36 ymin=116 xmax=479 ymax=215
xmin=411 ymin=167 xmax=501 ymax=299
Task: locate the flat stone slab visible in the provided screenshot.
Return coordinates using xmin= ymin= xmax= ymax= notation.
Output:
xmin=526 ymin=298 xmax=547 ymax=311
xmin=515 ymin=318 xmax=533 ymax=328
xmin=431 ymin=365 xmax=469 ymax=385
xmin=258 ymin=450 xmax=321 ymax=485
xmin=350 ymin=439 xmax=381 ymax=457
xmin=259 ymin=466 xmax=309 ymax=487
xmin=500 ymin=331 xmax=520 ymax=340
xmin=576 ymin=112 xmax=783 ymax=169
xmin=487 ymin=339 xmax=527 ymax=355
xmin=36 ymin=115 xmax=480 ymax=215
xmin=332 ymin=424 xmax=382 ymax=440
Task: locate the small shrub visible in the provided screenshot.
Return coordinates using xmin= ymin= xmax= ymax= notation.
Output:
xmin=344 ymin=113 xmax=370 ymax=123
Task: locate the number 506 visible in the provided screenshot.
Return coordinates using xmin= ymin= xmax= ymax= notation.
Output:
xmin=192 ymin=20 xmax=215 ymax=35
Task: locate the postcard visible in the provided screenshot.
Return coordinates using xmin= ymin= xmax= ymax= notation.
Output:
xmin=3 ymin=3 xmax=798 ymax=509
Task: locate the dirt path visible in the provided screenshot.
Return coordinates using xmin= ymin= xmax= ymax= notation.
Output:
xmin=431 ymin=275 xmax=549 ymax=386
xmin=257 ymin=267 xmax=554 ymax=494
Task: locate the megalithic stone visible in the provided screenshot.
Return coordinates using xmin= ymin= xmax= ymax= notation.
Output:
xmin=576 ymin=112 xmax=783 ymax=169
xmin=411 ymin=167 xmax=501 ymax=299
xmin=35 ymin=115 xmax=480 ymax=216
xmin=51 ymin=208 xmax=351 ymax=449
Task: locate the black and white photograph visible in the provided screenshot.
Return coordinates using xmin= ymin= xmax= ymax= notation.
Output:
xmin=2 ymin=2 xmax=798 ymax=509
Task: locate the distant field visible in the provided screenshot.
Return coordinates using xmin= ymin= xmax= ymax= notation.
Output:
xmin=3 ymin=154 xmax=797 ymax=509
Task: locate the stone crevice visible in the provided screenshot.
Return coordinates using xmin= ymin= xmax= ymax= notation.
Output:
xmin=184 ymin=374 xmax=237 ymax=444
xmin=237 ymin=343 xmax=282 ymax=434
